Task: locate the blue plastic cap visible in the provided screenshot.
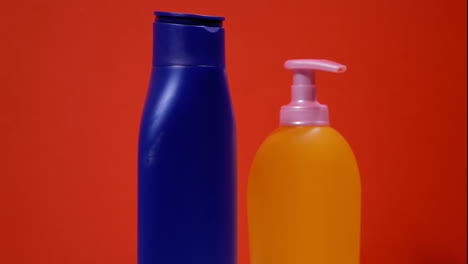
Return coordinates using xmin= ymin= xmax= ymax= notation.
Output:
xmin=155 ymin=11 xmax=224 ymax=26
xmin=153 ymin=11 xmax=226 ymax=67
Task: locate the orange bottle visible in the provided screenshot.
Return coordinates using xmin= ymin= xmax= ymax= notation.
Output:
xmin=248 ymin=59 xmax=361 ymax=264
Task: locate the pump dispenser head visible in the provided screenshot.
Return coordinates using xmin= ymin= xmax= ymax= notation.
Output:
xmin=280 ymin=59 xmax=347 ymax=126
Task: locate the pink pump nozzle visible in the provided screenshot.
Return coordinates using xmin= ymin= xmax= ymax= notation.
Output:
xmin=280 ymin=59 xmax=347 ymax=126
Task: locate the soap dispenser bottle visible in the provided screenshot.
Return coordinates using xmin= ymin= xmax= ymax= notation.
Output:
xmin=248 ymin=59 xmax=361 ymax=264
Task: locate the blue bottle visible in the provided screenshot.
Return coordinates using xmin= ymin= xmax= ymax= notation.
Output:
xmin=138 ymin=11 xmax=236 ymax=264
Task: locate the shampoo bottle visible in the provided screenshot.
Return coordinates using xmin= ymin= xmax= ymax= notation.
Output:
xmin=138 ymin=11 xmax=236 ymax=264
xmin=248 ymin=59 xmax=361 ymax=264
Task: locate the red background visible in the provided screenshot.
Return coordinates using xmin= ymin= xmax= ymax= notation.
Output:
xmin=0 ymin=0 xmax=466 ymax=263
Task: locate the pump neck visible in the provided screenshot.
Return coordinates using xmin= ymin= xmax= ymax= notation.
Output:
xmin=279 ymin=59 xmax=347 ymax=126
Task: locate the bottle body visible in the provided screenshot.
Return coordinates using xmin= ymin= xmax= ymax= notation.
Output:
xmin=248 ymin=126 xmax=360 ymax=264
xmin=138 ymin=66 xmax=236 ymax=263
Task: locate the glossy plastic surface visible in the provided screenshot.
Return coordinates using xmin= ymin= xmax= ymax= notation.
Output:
xmin=155 ymin=11 xmax=224 ymax=26
xmin=153 ymin=11 xmax=225 ymax=66
xmin=280 ymin=59 xmax=347 ymax=126
xmin=248 ymin=126 xmax=361 ymax=264
xmin=138 ymin=11 xmax=236 ymax=264
xmin=138 ymin=65 xmax=236 ymax=264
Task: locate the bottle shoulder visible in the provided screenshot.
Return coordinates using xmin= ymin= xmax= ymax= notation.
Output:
xmin=265 ymin=125 xmax=348 ymax=145
xmin=255 ymin=125 xmax=355 ymax=158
